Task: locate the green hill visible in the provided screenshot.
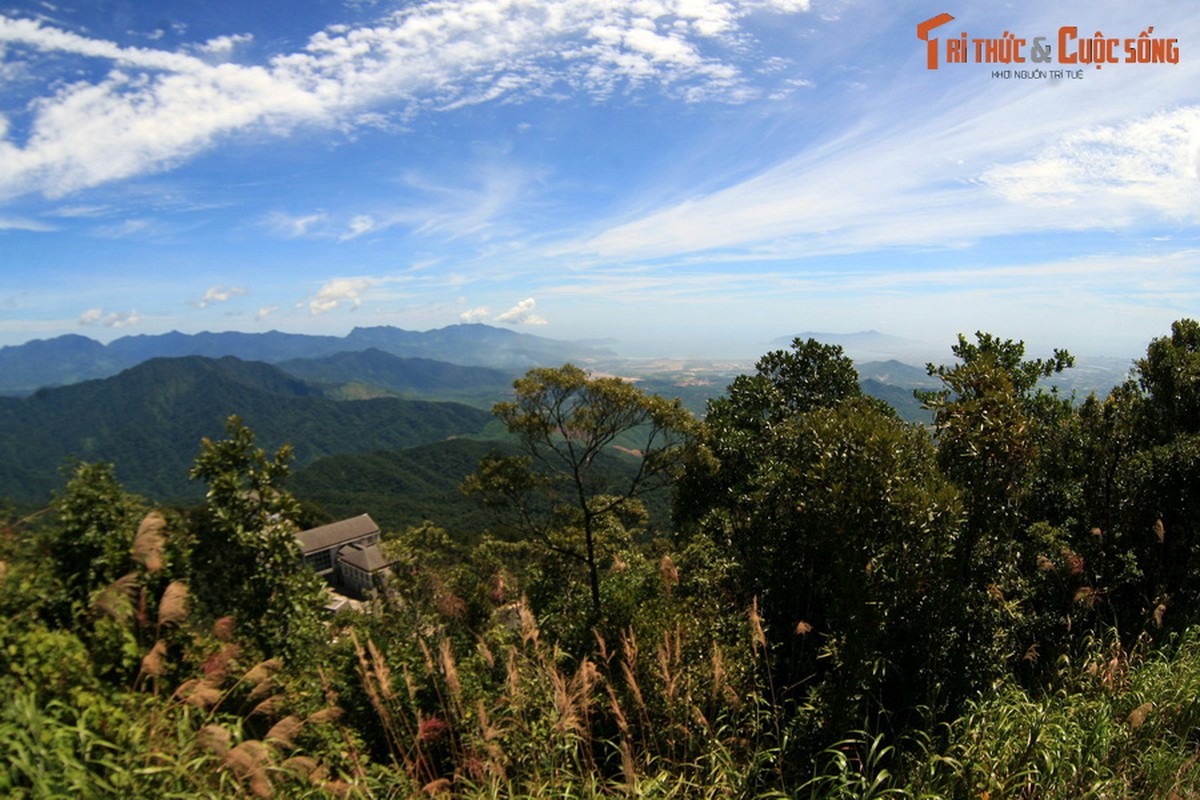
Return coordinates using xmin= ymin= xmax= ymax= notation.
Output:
xmin=0 ymin=356 xmax=492 ymax=504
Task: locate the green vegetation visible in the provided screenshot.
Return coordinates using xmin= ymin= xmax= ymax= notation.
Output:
xmin=0 ymin=355 xmax=493 ymax=503
xmin=2 ymin=320 xmax=1200 ymax=798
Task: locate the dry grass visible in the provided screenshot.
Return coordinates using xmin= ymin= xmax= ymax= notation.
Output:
xmin=330 ymin=593 xmax=776 ymax=799
xmin=131 ymin=511 xmax=167 ymax=572
xmin=157 ymin=581 xmax=190 ymax=628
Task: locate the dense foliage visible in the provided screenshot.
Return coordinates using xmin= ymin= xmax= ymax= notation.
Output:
xmin=2 ymin=321 xmax=1200 ymax=798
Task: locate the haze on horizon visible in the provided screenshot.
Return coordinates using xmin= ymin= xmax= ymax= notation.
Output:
xmin=2 ymin=0 xmax=1198 ymax=362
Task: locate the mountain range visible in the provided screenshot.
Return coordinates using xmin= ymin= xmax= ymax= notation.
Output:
xmin=0 ymin=324 xmax=612 ymax=396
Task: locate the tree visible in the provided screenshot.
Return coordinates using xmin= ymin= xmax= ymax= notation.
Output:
xmin=673 ymin=339 xmax=967 ymax=737
xmin=919 ymin=332 xmax=1074 ymax=552
xmin=916 ymin=333 xmax=1080 ymax=688
xmin=189 ymin=416 xmax=325 ymax=665
xmin=1101 ymin=319 xmax=1200 ymax=633
xmin=51 ymin=462 xmax=145 ymax=611
xmin=1135 ymin=318 xmax=1200 ymax=442
xmin=675 ymin=338 xmax=875 ymax=527
xmin=465 ymin=364 xmax=696 ymax=624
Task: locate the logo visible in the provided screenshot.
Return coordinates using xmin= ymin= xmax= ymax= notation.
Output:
xmin=918 ymin=14 xmax=1179 ymax=78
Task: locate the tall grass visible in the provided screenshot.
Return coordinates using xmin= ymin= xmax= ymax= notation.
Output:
xmin=344 ymin=596 xmax=783 ymax=798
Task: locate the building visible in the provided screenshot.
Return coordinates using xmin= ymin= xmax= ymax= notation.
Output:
xmin=296 ymin=513 xmax=395 ymax=597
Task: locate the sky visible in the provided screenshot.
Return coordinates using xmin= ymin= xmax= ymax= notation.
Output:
xmin=1 ymin=0 xmax=1198 ymax=361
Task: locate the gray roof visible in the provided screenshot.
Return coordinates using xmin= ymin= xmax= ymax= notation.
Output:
xmin=296 ymin=514 xmax=380 ymax=555
xmin=337 ymin=542 xmax=394 ymax=573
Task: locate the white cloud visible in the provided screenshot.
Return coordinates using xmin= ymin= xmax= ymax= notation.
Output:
xmin=459 ymin=305 xmax=490 ymax=322
xmin=78 ymin=307 xmax=142 ymax=328
xmin=495 ymin=297 xmax=546 ymax=325
xmin=256 ymin=304 xmax=279 ymax=320
xmin=308 ymin=276 xmax=376 ymax=315
xmin=0 ymin=0 xmax=809 ymax=199
xmin=194 ymin=284 xmax=248 ymax=308
xmin=195 ymin=33 xmax=252 ymax=57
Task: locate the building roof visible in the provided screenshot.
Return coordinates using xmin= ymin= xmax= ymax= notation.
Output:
xmin=296 ymin=513 xmax=380 ymax=555
xmin=337 ymin=542 xmax=394 ymax=573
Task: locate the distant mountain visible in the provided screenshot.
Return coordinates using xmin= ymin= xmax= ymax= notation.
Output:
xmin=105 ymin=329 xmax=348 ymax=364
xmin=342 ymin=324 xmax=614 ymax=367
xmin=0 ymin=356 xmax=492 ymax=503
xmin=0 ymin=334 xmax=118 ymax=395
xmin=0 ymin=324 xmax=612 ymax=395
xmin=277 ymin=349 xmax=515 ymax=405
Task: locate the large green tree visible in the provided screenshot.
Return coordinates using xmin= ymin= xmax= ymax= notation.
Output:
xmin=51 ymin=462 xmax=146 ymax=612
xmin=188 ymin=416 xmax=325 ymax=665
xmin=1136 ymin=318 xmax=1200 ymax=442
xmin=677 ymin=340 xmax=962 ymax=733
xmin=465 ymin=364 xmax=695 ymax=624
xmin=1103 ymin=320 xmax=1200 ymax=634
xmin=917 ymin=333 xmax=1083 ymax=688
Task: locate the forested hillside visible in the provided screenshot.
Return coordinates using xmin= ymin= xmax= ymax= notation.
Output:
xmin=1 ymin=321 xmax=1199 ymax=798
xmin=0 ymin=356 xmax=493 ymax=502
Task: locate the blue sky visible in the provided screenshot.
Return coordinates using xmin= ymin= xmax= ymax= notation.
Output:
xmin=1 ymin=0 xmax=1198 ymax=360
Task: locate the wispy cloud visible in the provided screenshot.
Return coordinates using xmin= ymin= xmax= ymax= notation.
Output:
xmin=0 ymin=0 xmax=810 ymax=200
xmin=340 ymin=214 xmax=377 ymax=240
xmin=557 ymin=7 xmax=1200 ymax=265
xmin=405 ymin=163 xmax=541 ymax=241
xmin=262 ymin=159 xmax=548 ymax=246
xmin=0 ymin=215 xmax=54 ymax=231
xmin=980 ymin=106 xmax=1200 ymax=219
xmin=45 ymin=205 xmax=111 ymax=218
xmin=90 ymin=217 xmax=171 ymax=239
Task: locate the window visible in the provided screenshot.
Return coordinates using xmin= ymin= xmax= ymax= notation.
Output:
xmin=307 ymin=549 xmax=333 ymax=573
